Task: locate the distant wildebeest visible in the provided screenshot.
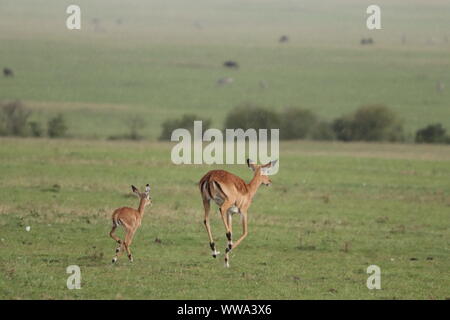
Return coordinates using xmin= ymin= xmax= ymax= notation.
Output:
xmin=223 ymin=61 xmax=239 ymax=69
xmin=3 ymin=67 xmax=13 ymax=77
xmin=217 ymin=77 xmax=234 ymax=86
xmin=360 ymin=37 xmax=374 ymax=45
xmin=279 ymin=35 xmax=289 ymax=43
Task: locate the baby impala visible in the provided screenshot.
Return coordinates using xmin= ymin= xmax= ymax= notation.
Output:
xmin=109 ymin=184 xmax=152 ymax=263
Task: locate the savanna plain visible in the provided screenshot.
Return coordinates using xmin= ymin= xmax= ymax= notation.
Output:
xmin=0 ymin=0 xmax=449 ymax=299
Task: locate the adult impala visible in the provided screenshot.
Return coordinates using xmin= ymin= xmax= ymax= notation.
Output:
xmin=199 ymin=159 xmax=277 ymax=267
xmin=110 ymin=184 xmax=152 ymax=263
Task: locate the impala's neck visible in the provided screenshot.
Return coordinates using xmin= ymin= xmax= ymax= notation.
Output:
xmin=137 ymin=199 xmax=147 ymax=216
xmin=247 ymin=169 xmax=263 ymax=198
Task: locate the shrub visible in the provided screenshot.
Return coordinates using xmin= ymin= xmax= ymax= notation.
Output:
xmin=280 ymin=108 xmax=318 ymax=140
xmin=126 ymin=116 xmax=146 ymax=140
xmin=415 ymin=123 xmax=448 ymax=144
xmin=159 ymin=114 xmax=211 ymax=141
xmin=224 ymin=104 xmax=280 ymax=133
xmin=28 ymin=121 xmax=44 ymax=137
xmin=333 ymin=105 xmax=404 ymax=142
xmin=47 ymin=114 xmax=68 ymax=138
xmin=332 ymin=116 xmax=354 ymax=142
xmin=310 ymin=121 xmax=335 ymax=140
xmin=0 ymin=101 xmax=31 ymax=136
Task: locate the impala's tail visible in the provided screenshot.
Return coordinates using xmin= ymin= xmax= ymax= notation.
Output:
xmin=199 ymin=172 xmax=227 ymax=201
xmin=111 ymin=209 xmax=123 ymax=227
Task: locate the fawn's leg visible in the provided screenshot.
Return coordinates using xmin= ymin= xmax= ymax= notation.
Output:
xmin=112 ymin=226 xmax=129 ymax=263
xmin=203 ymin=199 xmax=219 ymax=258
xmin=124 ymin=229 xmax=136 ymax=262
xmin=109 ymin=224 xmax=122 ymax=253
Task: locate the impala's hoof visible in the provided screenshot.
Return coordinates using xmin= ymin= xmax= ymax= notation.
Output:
xmin=128 ymin=255 xmax=133 ymax=262
xmin=212 ymin=250 xmax=220 ymax=258
xmin=112 ymin=257 xmax=117 ymax=263
xmin=115 ymin=247 xmax=120 ymax=253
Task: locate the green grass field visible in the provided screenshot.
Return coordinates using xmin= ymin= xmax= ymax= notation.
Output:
xmin=0 ymin=0 xmax=450 ymax=300
xmin=0 ymin=138 xmax=449 ymax=299
xmin=1 ymin=0 xmax=450 ymax=138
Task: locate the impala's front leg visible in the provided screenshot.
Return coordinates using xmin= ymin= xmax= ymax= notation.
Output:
xmin=230 ymin=212 xmax=248 ymax=252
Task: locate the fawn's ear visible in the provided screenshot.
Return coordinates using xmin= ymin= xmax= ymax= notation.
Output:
xmin=131 ymin=185 xmax=140 ymax=195
xmin=247 ymin=159 xmax=257 ymax=171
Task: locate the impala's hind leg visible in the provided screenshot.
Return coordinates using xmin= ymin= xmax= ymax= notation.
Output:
xmin=111 ymin=222 xmax=127 ymax=263
xmin=109 ymin=224 xmax=122 ymax=253
xmin=203 ymin=199 xmax=219 ymax=258
xmin=112 ymin=240 xmax=125 ymax=263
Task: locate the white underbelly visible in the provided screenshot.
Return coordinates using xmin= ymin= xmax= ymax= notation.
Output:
xmin=213 ymin=197 xmax=240 ymax=215
xmin=227 ymin=205 xmax=240 ymax=215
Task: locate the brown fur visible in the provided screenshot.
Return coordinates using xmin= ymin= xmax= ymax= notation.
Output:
xmin=110 ymin=185 xmax=152 ymax=263
xmin=199 ymin=160 xmax=276 ymax=267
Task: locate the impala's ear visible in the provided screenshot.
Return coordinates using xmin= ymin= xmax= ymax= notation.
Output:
xmin=270 ymin=159 xmax=278 ymax=168
xmin=145 ymin=184 xmax=151 ymax=194
xmin=247 ymin=158 xmax=257 ymax=171
xmin=262 ymin=159 xmax=277 ymax=168
xmin=131 ymin=185 xmax=140 ymax=195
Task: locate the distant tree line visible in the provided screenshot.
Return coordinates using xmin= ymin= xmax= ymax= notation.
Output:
xmin=1 ymin=100 xmax=449 ymax=144
xmin=159 ymin=104 xmax=450 ymax=145
xmin=0 ymin=101 xmax=68 ymax=138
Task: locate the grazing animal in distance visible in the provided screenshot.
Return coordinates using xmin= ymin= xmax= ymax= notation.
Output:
xmin=217 ymin=77 xmax=234 ymax=86
xmin=199 ymin=159 xmax=277 ymax=267
xmin=3 ymin=68 xmax=13 ymax=77
xmin=279 ymin=35 xmax=289 ymax=43
xmin=360 ymin=37 xmax=374 ymax=45
xmin=223 ymin=61 xmax=239 ymax=69
xmin=110 ymin=184 xmax=152 ymax=263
